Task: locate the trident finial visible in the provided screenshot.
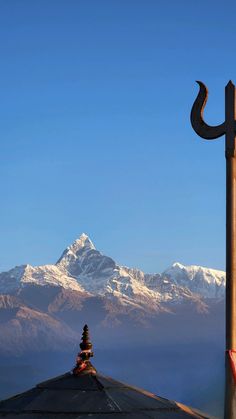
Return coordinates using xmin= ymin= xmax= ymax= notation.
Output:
xmin=191 ymin=81 xmax=236 ymax=157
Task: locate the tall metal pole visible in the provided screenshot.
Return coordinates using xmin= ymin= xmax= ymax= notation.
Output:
xmin=191 ymin=81 xmax=236 ymax=418
xmin=225 ymin=82 xmax=236 ymax=418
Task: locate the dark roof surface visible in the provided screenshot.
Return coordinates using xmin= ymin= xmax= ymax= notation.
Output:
xmin=0 ymin=370 xmax=212 ymax=418
xmin=0 ymin=325 xmax=214 ymax=418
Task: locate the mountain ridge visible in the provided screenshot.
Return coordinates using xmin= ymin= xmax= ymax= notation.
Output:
xmin=0 ymin=233 xmax=226 ymax=357
xmin=0 ymin=233 xmax=226 ymax=302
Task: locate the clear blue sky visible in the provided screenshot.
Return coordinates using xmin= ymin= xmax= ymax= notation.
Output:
xmin=0 ymin=0 xmax=234 ymax=273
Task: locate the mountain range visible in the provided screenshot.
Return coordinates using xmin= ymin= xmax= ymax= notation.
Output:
xmin=0 ymin=233 xmax=225 ymax=355
xmin=0 ymin=233 xmax=225 ymax=299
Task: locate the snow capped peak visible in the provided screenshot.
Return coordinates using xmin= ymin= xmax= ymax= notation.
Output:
xmin=170 ymin=262 xmax=185 ymax=269
xmin=162 ymin=262 xmax=225 ymax=298
xmin=71 ymin=233 xmax=95 ymax=251
xmin=56 ymin=234 xmax=97 ymax=276
xmin=56 ymin=234 xmax=95 ymax=265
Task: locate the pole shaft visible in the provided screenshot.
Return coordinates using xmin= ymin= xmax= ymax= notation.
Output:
xmin=225 ymin=156 xmax=236 ymax=418
xmin=226 ymin=157 xmax=236 ymax=350
xmin=225 ymin=82 xmax=236 ymax=418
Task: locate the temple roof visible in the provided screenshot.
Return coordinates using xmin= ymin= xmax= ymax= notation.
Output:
xmin=0 ymin=325 xmax=213 ymax=418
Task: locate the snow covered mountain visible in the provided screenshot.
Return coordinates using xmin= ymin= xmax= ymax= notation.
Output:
xmin=0 ymin=233 xmax=226 ymax=356
xmin=55 ymin=234 xmax=165 ymax=311
xmin=0 ymin=233 xmax=226 ymax=306
xmin=0 ymin=264 xmax=86 ymax=294
xmin=162 ymin=262 xmax=225 ymax=299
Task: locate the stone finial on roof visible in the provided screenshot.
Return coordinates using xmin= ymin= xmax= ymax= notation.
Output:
xmin=73 ymin=324 xmax=97 ymax=376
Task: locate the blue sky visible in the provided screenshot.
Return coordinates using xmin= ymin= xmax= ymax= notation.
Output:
xmin=0 ymin=0 xmax=234 ymax=273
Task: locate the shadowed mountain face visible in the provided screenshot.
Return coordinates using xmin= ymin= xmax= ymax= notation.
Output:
xmin=0 ymin=234 xmax=226 ymax=417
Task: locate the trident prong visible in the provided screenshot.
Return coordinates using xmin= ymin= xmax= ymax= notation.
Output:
xmin=191 ymin=81 xmax=225 ymax=140
xmin=191 ymin=81 xmax=236 ymax=158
